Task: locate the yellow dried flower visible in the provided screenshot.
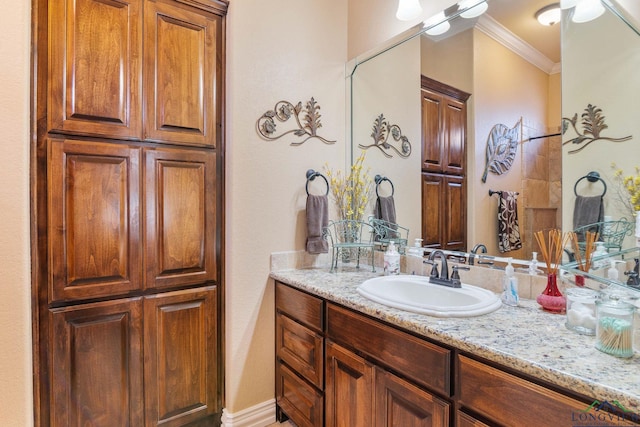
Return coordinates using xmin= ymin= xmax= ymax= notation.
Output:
xmin=323 ymin=151 xmax=373 ymax=221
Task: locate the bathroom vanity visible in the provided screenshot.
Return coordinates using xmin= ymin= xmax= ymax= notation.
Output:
xmin=272 ymin=267 xmax=640 ymax=427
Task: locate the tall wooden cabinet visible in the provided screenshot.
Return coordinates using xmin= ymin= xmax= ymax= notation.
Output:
xmin=31 ymin=0 xmax=227 ymax=425
xmin=421 ymin=76 xmax=470 ymax=251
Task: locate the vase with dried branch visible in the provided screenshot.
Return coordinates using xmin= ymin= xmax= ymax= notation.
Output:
xmin=569 ymin=230 xmax=598 ymax=287
xmin=534 ymin=229 xmax=572 ymax=313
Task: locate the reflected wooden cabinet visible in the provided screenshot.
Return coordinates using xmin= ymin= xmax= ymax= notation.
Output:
xmin=48 ymin=0 xmax=222 ymax=148
xmin=421 ymin=173 xmax=466 ymax=251
xmin=421 ymin=76 xmax=469 ymax=250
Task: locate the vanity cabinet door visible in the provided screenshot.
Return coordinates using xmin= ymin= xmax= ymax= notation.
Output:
xmin=375 ymin=368 xmax=449 ymax=427
xmin=421 ymin=173 xmax=466 ymax=251
xmin=325 ymin=341 xmax=374 ymax=427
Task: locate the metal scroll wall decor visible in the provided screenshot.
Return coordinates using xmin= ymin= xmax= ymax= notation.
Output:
xmin=256 ymin=97 xmax=336 ymax=146
xmin=481 ymin=119 xmax=522 ymax=183
xmin=358 ymin=113 xmax=411 ymax=158
xmin=562 ymin=104 xmax=632 ymax=154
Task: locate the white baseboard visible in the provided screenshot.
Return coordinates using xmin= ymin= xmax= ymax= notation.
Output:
xmin=221 ymin=399 xmax=276 ymax=427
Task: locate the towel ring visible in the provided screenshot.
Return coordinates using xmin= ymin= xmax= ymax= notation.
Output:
xmin=374 ymin=175 xmax=395 ymax=197
xmin=305 ymin=169 xmax=329 ymax=196
xmin=574 ymin=171 xmax=607 ymax=197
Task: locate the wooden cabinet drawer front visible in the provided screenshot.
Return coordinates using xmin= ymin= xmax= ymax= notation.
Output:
xmin=326 ymin=303 xmax=451 ymax=396
xmin=276 ymin=283 xmax=323 ymax=333
xmin=276 ymin=362 xmax=323 ymax=427
xmin=456 ymin=411 xmax=490 ymax=427
xmin=276 ymin=313 xmax=323 ymax=388
xmin=459 ymin=355 xmax=591 ymax=427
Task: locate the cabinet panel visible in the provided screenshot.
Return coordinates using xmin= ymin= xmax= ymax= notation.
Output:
xmin=144 ymin=0 xmax=220 ymax=147
xmin=456 ymin=411 xmax=490 ymax=427
xmin=48 ymin=139 xmax=142 ymax=302
xmin=276 ymin=362 xmax=324 ymax=427
xmin=375 ymin=368 xmax=450 ymax=427
xmin=459 ymin=355 xmax=592 ymax=427
xmin=444 ymin=175 xmax=465 ymax=250
xmin=442 ymin=99 xmax=466 ymax=175
xmin=145 ymin=147 xmax=216 ymax=289
xmin=421 ymin=173 xmax=444 ymax=249
xmin=421 ymin=90 xmax=444 ymax=172
xmin=325 ymin=341 xmax=374 ymax=427
xmin=276 ymin=282 xmax=324 ymax=333
xmin=50 ymin=298 xmax=144 ymax=427
xmin=276 ymin=312 xmax=324 ymax=388
xmin=48 ymin=0 xmax=142 ymax=139
xmin=327 ymin=304 xmax=451 ymax=396
xmin=144 ymin=286 xmax=219 ymax=427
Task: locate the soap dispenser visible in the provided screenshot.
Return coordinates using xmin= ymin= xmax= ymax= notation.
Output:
xmin=591 ymin=242 xmax=608 ymax=270
xmin=502 ymin=258 xmax=519 ymax=306
xmin=384 ymin=241 xmax=400 ymax=276
xmin=528 ymin=252 xmax=539 ymax=275
xmin=407 ymin=238 xmax=424 ymax=258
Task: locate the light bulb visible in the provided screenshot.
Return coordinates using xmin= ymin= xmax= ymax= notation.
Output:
xmin=535 ymin=3 xmax=561 ymax=26
xmin=572 ymin=0 xmax=605 ymax=23
xmin=424 ymin=12 xmax=451 ymax=36
xmin=459 ymin=0 xmax=488 ymax=19
xmin=396 ymin=0 xmax=423 ymax=21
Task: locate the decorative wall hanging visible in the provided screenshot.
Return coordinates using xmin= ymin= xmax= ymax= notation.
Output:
xmin=358 ymin=114 xmax=411 ymax=158
xmin=481 ymin=119 xmax=521 ymax=183
xmin=256 ymin=97 xmax=336 ymax=146
xmin=562 ymin=104 xmax=632 ymax=154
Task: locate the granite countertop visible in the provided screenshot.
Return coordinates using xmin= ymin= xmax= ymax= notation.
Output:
xmin=270 ymin=266 xmax=640 ymax=411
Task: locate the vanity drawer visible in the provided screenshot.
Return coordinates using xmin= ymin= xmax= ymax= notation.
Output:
xmin=276 ymin=282 xmax=324 ymax=333
xmin=458 ymin=355 xmax=597 ymax=427
xmin=276 ymin=312 xmax=323 ymax=388
xmin=326 ymin=303 xmax=451 ymax=396
xmin=276 ymin=362 xmax=324 ymax=427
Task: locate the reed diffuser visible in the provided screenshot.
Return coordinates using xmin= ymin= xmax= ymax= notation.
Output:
xmin=569 ymin=230 xmax=599 ymax=286
xmin=534 ymin=229 xmax=572 ymax=313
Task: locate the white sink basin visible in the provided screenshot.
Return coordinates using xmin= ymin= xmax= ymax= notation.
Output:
xmin=357 ymin=275 xmax=501 ymax=318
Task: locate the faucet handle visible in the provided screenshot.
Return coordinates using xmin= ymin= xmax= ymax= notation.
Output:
xmin=451 ymin=265 xmax=470 ymax=279
xmin=424 ymin=260 xmax=439 ymax=278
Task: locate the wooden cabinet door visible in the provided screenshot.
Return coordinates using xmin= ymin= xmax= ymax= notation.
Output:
xmin=421 ymin=173 xmax=466 ymax=251
xmin=421 ymin=173 xmax=444 ymax=249
xmin=144 ymin=286 xmax=219 ymax=427
xmin=325 ymin=341 xmax=374 ymax=427
xmin=48 ymin=139 xmax=142 ymax=302
xmin=144 ymin=147 xmax=216 ymax=289
xmin=443 ymin=174 xmax=466 ymax=251
xmin=143 ymin=0 xmax=221 ymax=147
xmin=375 ymin=368 xmax=450 ymax=427
xmin=50 ymin=297 xmax=144 ymax=427
xmin=442 ymin=97 xmax=466 ymax=175
xmin=48 ymin=0 xmax=142 ymax=139
xmin=421 ymin=89 xmax=444 ymax=173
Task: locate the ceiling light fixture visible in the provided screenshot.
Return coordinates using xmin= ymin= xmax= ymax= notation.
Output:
xmin=535 ymin=3 xmax=562 ymax=26
xmin=458 ymin=0 xmax=488 ymax=19
xmin=424 ymin=12 xmax=451 ymax=36
xmin=396 ymin=0 xmax=423 ymax=21
xmin=571 ymin=0 xmax=605 ymax=23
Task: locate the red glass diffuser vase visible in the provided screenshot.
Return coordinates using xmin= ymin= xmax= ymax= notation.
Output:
xmin=536 ymin=273 xmax=566 ymax=313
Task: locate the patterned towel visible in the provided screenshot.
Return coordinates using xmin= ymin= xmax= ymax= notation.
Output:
xmin=497 ymin=191 xmax=522 ymax=253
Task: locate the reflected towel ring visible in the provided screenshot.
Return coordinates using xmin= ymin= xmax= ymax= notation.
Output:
xmin=574 ymin=171 xmax=607 ymax=197
xmin=305 ymin=169 xmax=329 ymax=196
xmin=374 ymin=175 xmax=395 ymax=197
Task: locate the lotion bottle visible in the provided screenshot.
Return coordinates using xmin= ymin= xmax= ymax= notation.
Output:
xmin=502 ymin=258 xmax=519 ymax=306
xmin=384 ymin=241 xmax=400 ymax=276
xmin=407 ymin=238 xmax=424 ymax=258
xmin=528 ymin=252 xmax=539 ymax=275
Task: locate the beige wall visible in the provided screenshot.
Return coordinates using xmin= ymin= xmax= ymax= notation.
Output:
xmin=0 ymin=0 xmax=33 ymax=425
xmin=226 ymin=0 xmax=348 ymax=413
xmin=562 ymin=7 xmax=640 ymax=235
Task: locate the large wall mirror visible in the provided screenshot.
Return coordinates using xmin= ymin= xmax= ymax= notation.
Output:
xmin=348 ymin=0 xmax=640 ymax=263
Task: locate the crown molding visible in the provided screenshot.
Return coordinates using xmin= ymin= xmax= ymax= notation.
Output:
xmin=475 ymin=14 xmax=560 ymax=74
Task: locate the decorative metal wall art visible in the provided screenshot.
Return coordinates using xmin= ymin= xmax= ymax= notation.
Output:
xmin=358 ymin=114 xmax=411 ymax=158
xmin=256 ymin=97 xmax=336 ymax=146
xmin=481 ymin=119 xmax=521 ymax=183
xmin=562 ymin=104 xmax=632 ymax=154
